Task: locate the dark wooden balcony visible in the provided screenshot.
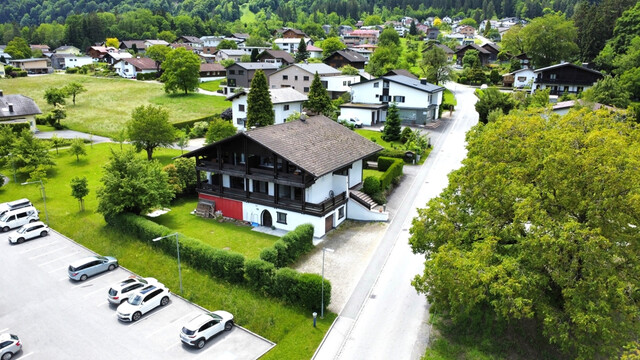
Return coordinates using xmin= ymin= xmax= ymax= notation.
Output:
xmin=533 ymin=78 xmax=595 ymax=85
xmin=196 ymin=159 xmax=308 ymax=187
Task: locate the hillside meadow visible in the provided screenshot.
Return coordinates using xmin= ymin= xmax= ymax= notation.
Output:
xmin=0 ymin=74 xmax=230 ymax=137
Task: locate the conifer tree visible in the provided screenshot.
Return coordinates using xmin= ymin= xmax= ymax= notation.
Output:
xmin=295 ymin=38 xmax=309 ymax=62
xmin=304 ymin=72 xmax=332 ymax=116
xmin=246 ymin=70 xmax=274 ymax=128
xmin=382 ymin=103 xmax=401 ymax=141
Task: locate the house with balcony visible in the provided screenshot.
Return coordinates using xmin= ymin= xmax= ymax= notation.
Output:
xmin=273 ymin=38 xmax=313 ymax=54
xmin=531 ymin=63 xmax=603 ymax=95
xmin=50 ymin=54 xmax=93 ymax=70
xmin=340 ymin=75 xmax=444 ymax=126
xmin=9 ymin=58 xmax=52 ymax=74
xmin=454 ymin=43 xmax=491 ymax=66
xmin=502 ymin=67 xmax=535 ymax=88
xmin=268 ymin=63 xmax=357 ymax=98
xmin=257 ymin=50 xmax=295 ymax=66
xmin=323 ymin=49 xmax=367 ymax=70
xmin=215 ymin=49 xmax=246 ymax=62
xmin=175 ymin=36 xmax=203 ymax=51
xmin=120 ymin=40 xmax=148 ymax=53
xmin=226 ymin=87 xmax=307 ymax=130
xmin=0 ymin=91 xmax=41 ymax=132
xmin=113 ymin=57 xmax=157 ymax=78
xmin=224 ymin=62 xmax=280 ymax=94
xmin=182 ymin=115 xmax=386 ymax=237
xmin=342 ymin=29 xmax=380 ymax=46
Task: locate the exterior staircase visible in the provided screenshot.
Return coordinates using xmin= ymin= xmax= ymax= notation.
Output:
xmin=349 ymin=190 xmax=378 ymax=210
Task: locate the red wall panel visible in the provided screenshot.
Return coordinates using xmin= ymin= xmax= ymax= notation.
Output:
xmin=199 ymin=194 xmax=244 ymax=220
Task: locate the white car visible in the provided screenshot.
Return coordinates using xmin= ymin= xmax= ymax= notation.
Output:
xmin=107 ymin=276 xmax=157 ymax=305
xmin=180 ymin=311 xmax=234 ymax=349
xmin=347 ymin=118 xmax=363 ymax=128
xmin=117 ymin=284 xmax=170 ymax=322
xmin=8 ymin=221 xmax=49 ymax=244
xmin=0 ymin=333 xmax=21 ymax=360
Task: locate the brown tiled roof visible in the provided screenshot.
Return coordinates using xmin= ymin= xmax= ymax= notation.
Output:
xmin=327 ymin=49 xmax=367 ymax=63
xmin=184 ymin=115 xmax=382 ymax=178
xmin=258 ymin=50 xmax=295 ymax=64
xmin=121 ymin=40 xmax=147 ymax=50
xmin=123 ymin=57 xmax=157 ymax=70
xmin=200 ymin=63 xmax=225 ymax=72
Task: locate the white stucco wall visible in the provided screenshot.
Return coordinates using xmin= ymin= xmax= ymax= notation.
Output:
xmin=232 ymin=95 xmax=303 ymax=130
xmin=65 ymin=56 xmax=93 ymax=68
xmin=349 ymin=160 xmax=363 ymax=187
xmin=306 ymin=174 xmax=333 ymax=203
xmin=322 ymin=75 xmax=360 ymax=93
xmin=512 ymin=69 xmax=535 ymax=88
xmin=346 ymin=199 xmax=389 ymax=221
xmin=339 ymin=107 xmax=385 ymax=126
xmin=243 ymin=202 xmax=345 ymax=237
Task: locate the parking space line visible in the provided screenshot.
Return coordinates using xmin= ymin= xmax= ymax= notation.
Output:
xmin=145 ymin=312 xmax=196 ymax=339
xmin=39 ymin=251 xmax=79 ymax=266
xmin=19 ymin=240 xmax=58 ymax=254
xmin=97 ymin=301 xmax=109 ymax=308
xmin=127 ymin=305 xmax=170 ymax=327
xmin=48 ymin=264 xmax=71 ymax=274
xmin=165 ymin=341 xmax=181 ymax=351
xmin=0 ymin=328 xmax=7 ymax=333
xmin=19 ymin=351 xmax=36 ymax=359
xmin=83 ymin=287 xmax=108 ymax=298
xmin=28 ymin=246 xmax=67 ymax=259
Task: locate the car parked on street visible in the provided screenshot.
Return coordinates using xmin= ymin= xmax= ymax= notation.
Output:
xmin=0 ymin=333 xmax=21 ymax=360
xmin=180 ymin=311 xmax=234 ymax=349
xmin=347 ymin=118 xmax=363 ymax=128
xmin=117 ymin=284 xmax=170 ymax=322
xmin=68 ymin=255 xmax=118 ymax=281
xmin=0 ymin=206 xmax=39 ymax=232
xmin=7 ymin=221 xmax=49 ymax=244
xmin=107 ymin=276 xmax=157 ymax=305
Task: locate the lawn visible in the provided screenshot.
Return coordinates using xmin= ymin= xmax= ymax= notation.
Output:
xmin=150 ymin=197 xmax=277 ymax=259
xmin=0 ymin=142 xmax=334 ymax=359
xmin=199 ymin=79 xmax=224 ymax=92
xmin=443 ymin=89 xmax=457 ymax=106
xmin=355 ymin=129 xmax=403 ymax=150
xmin=363 ymin=168 xmax=385 ymax=179
xmin=1 ymin=74 xmax=230 ymax=137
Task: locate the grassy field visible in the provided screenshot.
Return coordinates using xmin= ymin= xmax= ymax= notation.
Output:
xmin=0 ymin=74 xmax=230 ymax=137
xmin=0 ymin=143 xmax=333 ymax=358
xmin=199 ymin=79 xmax=224 ymax=92
xmin=356 ymin=129 xmax=403 ymax=150
xmin=150 ymin=197 xmax=277 ymax=259
xmin=363 ymin=168 xmax=385 ymax=179
xmin=443 ymin=89 xmax=457 ymax=106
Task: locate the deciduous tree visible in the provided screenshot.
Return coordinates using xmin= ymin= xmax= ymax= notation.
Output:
xmin=246 ymin=70 xmax=274 ymax=128
xmin=205 ymin=118 xmax=237 ymax=144
xmin=126 ymin=105 xmax=175 ymax=160
xmin=63 ymin=82 xmax=86 ymax=105
xmin=5 ymin=37 xmax=31 ymax=59
xmin=69 ymin=138 xmax=86 ymax=162
xmin=44 ymin=87 xmax=67 ymax=107
xmin=321 ymin=37 xmax=346 ymax=57
xmin=421 ymin=46 xmax=451 ymax=85
xmin=519 ymin=13 xmax=579 ymax=68
xmin=146 ymin=44 xmax=171 ymax=72
xmin=161 ymin=47 xmax=200 ymax=95
xmin=12 ymin=129 xmax=55 ymax=174
xmin=474 ymin=87 xmax=515 ymax=123
xmin=70 ymin=176 xmax=89 ymax=211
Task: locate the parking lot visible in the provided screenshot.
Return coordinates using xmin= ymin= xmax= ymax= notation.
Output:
xmin=0 ymin=229 xmax=274 ymax=359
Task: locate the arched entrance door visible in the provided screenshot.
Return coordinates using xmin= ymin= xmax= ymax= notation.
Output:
xmin=261 ymin=210 xmax=272 ymax=227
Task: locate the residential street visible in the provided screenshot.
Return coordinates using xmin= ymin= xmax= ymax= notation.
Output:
xmin=313 ymin=83 xmax=479 ymax=359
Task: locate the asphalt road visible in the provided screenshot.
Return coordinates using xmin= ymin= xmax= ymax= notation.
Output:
xmin=0 ymin=229 xmax=274 ymax=359
xmin=314 ymin=83 xmax=479 ymax=359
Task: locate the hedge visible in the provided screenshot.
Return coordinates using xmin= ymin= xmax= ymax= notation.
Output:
xmin=136 ymin=72 xmax=159 ymax=81
xmin=172 ymin=114 xmax=218 ymax=130
xmin=2 ymin=123 xmax=30 ymax=133
xmin=377 ymin=156 xmax=398 ymax=172
xmin=107 ymin=213 xmax=330 ymax=311
xmin=366 ymin=148 xmax=405 ymax=162
xmin=259 ymin=223 xmax=314 ymax=268
xmin=362 ymin=176 xmax=381 ymax=196
xmin=379 ymin=158 xmax=403 ymax=190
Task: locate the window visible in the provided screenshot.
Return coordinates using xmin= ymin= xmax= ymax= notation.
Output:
xmin=303 ymin=76 xmax=309 ymax=81
xmin=550 ymin=73 xmax=557 ymax=80
xmin=393 ymin=96 xmax=405 ymax=103
xmin=338 ymin=206 xmax=345 ymax=219
xmin=236 ymin=117 xmax=244 ymax=125
xmin=239 ymin=104 xmax=245 ymax=112
xmin=277 ymin=212 xmax=287 ymax=224
xmin=230 ymin=176 xmax=244 ymax=190
xmin=373 ymin=82 xmax=379 ymax=88
xmin=303 ymin=87 xmax=310 ymax=92
xmin=238 ymin=70 xmax=244 ymax=75
xmin=380 ymin=95 xmax=391 ymax=102
xmin=229 ymin=69 xmax=236 ymax=75
xmin=517 ymin=76 xmax=526 ymax=82
xmin=283 ymin=75 xmax=289 ymax=80
xmin=343 ymin=81 xmax=347 ymax=86
xmin=294 ymin=75 xmax=298 ymax=80
xmin=284 ymin=104 xmax=290 ymax=110
xmin=228 ymin=79 xmax=236 ymax=87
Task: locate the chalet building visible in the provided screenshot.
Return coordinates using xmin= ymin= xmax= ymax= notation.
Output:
xmin=342 ymin=29 xmax=380 ymax=46
xmin=307 ymin=45 xmax=324 ymax=59
xmin=423 ymin=43 xmax=454 ymax=62
xmin=120 ymin=40 xmax=147 ymax=53
xmin=323 ymin=49 xmax=367 ymax=70
xmin=0 ymin=91 xmax=41 ymax=132
xmin=175 ymin=36 xmax=203 ymax=50
xmin=199 ymin=63 xmax=226 ymax=81
xmin=454 ymin=43 xmax=491 ymax=66
xmin=502 ymin=67 xmax=535 ymax=88
xmin=457 ymin=25 xmax=476 ymax=37
xmin=532 ymin=63 xmax=603 ymax=95
xmin=224 ymin=62 xmax=280 ymax=94
xmin=481 ymin=43 xmax=500 ymax=62
xmin=9 ymin=58 xmax=52 ymax=74
xmin=226 ymin=87 xmax=307 ymax=130
xmin=257 ymin=50 xmax=295 ymax=66
xmin=182 ymin=115 xmax=386 ymax=237
xmin=30 ymin=44 xmax=51 ymax=54
xmin=274 ymin=28 xmax=308 ymax=39
xmin=113 ymin=57 xmax=157 ymax=78
xmin=215 ymin=49 xmax=246 ymax=62
xmin=273 ymin=38 xmax=312 ymax=53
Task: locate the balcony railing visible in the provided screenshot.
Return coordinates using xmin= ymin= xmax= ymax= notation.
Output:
xmin=533 ymin=78 xmax=595 ymax=85
xmin=196 ymin=160 xmax=306 ymax=186
xmin=198 ymin=181 xmax=347 ymax=216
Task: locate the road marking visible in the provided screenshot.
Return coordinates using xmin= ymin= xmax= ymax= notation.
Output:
xmin=19 ymin=351 xmax=36 ymax=359
xmin=39 ymin=251 xmax=79 ymax=266
xmin=165 ymin=341 xmax=180 ymax=351
xmin=28 ymin=246 xmax=67 ymax=260
xmin=145 ymin=311 xmax=195 ymax=338
xmin=19 ymin=240 xmax=58 ymax=254
xmin=48 ymin=264 xmax=71 ymax=274
xmin=84 ymin=286 xmax=108 ymax=298
xmin=97 ymin=301 xmax=109 ymax=307
xmin=0 ymin=328 xmax=7 ymax=333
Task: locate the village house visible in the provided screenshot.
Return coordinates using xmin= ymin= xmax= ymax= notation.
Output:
xmin=113 ymin=57 xmax=157 ymax=78
xmin=199 ymin=63 xmax=226 ymax=81
xmin=50 ymin=54 xmax=93 ymax=70
xmin=273 ymin=38 xmax=313 ymax=54
xmin=502 ymin=67 xmax=535 ymax=88
xmin=53 ymin=45 xmax=81 ymax=55
xmin=226 ymin=87 xmax=307 ymax=130
xmin=268 ymin=63 xmax=359 ymax=99
xmin=224 ymin=62 xmax=280 ymax=93
xmin=323 ymin=49 xmax=367 ymax=70
xmin=119 ymin=40 xmax=147 ymax=53
xmin=257 ymin=50 xmax=295 ymax=66
xmin=0 ymin=90 xmax=41 ymax=132
xmin=9 ymin=58 xmax=52 ymax=74
xmin=531 ymin=62 xmax=603 ymax=95
xmin=182 ymin=115 xmax=386 ymax=238
xmin=175 ymin=36 xmax=203 ymax=51
xmin=215 ymin=49 xmax=246 ymax=62
xmin=455 ymin=43 xmax=492 ymax=66
xmin=274 ymin=28 xmax=308 ymax=39
xmin=342 ymin=29 xmax=380 ymax=46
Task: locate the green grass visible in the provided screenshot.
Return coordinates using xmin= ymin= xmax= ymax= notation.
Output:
xmin=355 ymin=129 xmax=404 ymax=150
xmin=363 ymin=168 xmax=384 ymax=179
xmin=149 ymin=197 xmax=277 ymax=259
xmin=240 ymin=3 xmax=256 ymax=23
xmin=199 ymin=79 xmax=223 ymax=92
xmin=0 ymin=143 xmax=334 ymax=358
xmin=443 ymin=89 xmax=457 ymax=106
xmin=1 ymin=74 xmax=230 ymax=137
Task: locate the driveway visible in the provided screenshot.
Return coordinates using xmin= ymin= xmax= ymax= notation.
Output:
xmin=34 ymin=129 xmax=113 ymax=144
xmin=0 ymin=229 xmax=274 ymax=359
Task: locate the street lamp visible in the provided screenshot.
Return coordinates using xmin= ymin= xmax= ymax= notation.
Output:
xmin=21 ymin=180 xmax=49 ymax=225
xmin=8 ymin=153 xmax=16 ymax=184
xmin=321 ymin=247 xmax=334 ymax=319
xmin=152 ymin=233 xmax=183 ymax=294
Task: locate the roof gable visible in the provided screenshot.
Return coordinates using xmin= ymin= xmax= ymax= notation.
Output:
xmin=0 ymin=94 xmax=42 ymax=118
xmin=326 ymin=49 xmax=367 ymax=63
xmin=533 ymin=62 xmax=603 ymax=76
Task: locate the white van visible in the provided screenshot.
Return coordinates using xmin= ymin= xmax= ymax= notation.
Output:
xmin=0 ymin=198 xmax=32 ymax=217
xmin=0 ymin=206 xmax=39 ymax=232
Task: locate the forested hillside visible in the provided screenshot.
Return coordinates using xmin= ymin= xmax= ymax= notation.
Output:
xmin=1 ymin=0 xmax=586 ymax=27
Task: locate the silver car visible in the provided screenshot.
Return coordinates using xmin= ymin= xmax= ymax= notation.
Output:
xmin=0 ymin=333 xmax=21 ymax=360
xmin=68 ymin=255 xmax=118 ymax=281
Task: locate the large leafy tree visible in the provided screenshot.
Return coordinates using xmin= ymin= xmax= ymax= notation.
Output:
xmin=582 ymin=76 xmax=631 ymax=108
xmin=126 ymin=105 xmax=175 ymax=160
xmin=5 ymin=37 xmax=31 ymax=59
xmin=161 ymin=47 xmax=200 ymax=95
xmin=519 ymin=13 xmax=579 ymax=68
xmin=205 ymin=118 xmax=237 ymax=144
xmin=0 ymin=126 xmax=14 ymax=168
xmin=246 ymin=70 xmax=274 ymax=128
xmin=12 ymin=129 xmax=55 ymax=174
xmin=321 ymin=37 xmax=346 ymax=57
xmin=146 ymin=44 xmax=171 ymax=72
xmin=366 ymin=46 xmax=399 ymax=77
xmin=97 ymin=149 xmax=173 ymax=219
xmin=304 ymin=72 xmax=332 ymax=116
xmin=421 ymin=46 xmax=451 ymax=85
xmin=409 ymin=108 xmax=640 ymax=359
xmin=475 ymin=87 xmax=515 ymax=124
xmin=378 ymin=27 xmax=400 ymax=48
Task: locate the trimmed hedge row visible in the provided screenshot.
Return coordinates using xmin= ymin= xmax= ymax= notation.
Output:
xmin=136 ymin=72 xmax=159 ymax=80
xmin=172 ymin=114 xmax=218 ymax=130
xmin=380 ymin=158 xmax=403 ymax=190
xmin=107 ymin=213 xmax=330 ymax=311
xmin=259 ymin=223 xmax=314 ymax=268
xmin=366 ymin=148 xmax=405 ymax=163
xmin=377 ymin=156 xmax=398 ymax=172
xmin=2 ymin=123 xmax=30 ymax=133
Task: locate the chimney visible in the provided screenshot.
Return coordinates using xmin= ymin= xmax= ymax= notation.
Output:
xmin=8 ymin=103 xmax=13 ymax=112
xmin=420 ymin=79 xmax=428 ymax=85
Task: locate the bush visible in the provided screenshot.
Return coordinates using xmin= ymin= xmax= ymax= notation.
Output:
xmin=270 ymin=267 xmax=300 ymax=303
xmin=3 ymin=122 xmax=30 ymax=133
xmin=65 ymin=67 xmax=78 ymax=74
xmin=362 ymin=176 xmax=381 ymax=196
xmin=273 ymin=240 xmax=291 ymax=268
xmin=297 ymin=273 xmax=331 ymax=312
xmin=371 ymin=191 xmax=387 ymax=204
xmin=244 ymin=258 xmax=275 ymax=294
xmin=188 ymin=121 xmax=210 ymax=138
xmin=260 ymin=223 xmax=315 ymax=268
xmin=377 ymin=156 xmax=398 ymax=172
xmin=379 ymin=159 xmax=403 ymax=190
xmin=259 ymin=246 xmax=278 ymax=264
xmin=400 ymin=127 xmax=413 ymax=144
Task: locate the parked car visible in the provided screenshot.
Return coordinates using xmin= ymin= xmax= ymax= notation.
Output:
xmin=0 ymin=206 xmax=39 ymax=232
xmin=68 ymin=255 xmax=118 ymax=281
xmin=117 ymin=284 xmax=170 ymax=322
xmin=0 ymin=333 xmax=21 ymax=360
xmin=347 ymin=118 xmax=363 ymax=128
xmin=180 ymin=311 xmax=234 ymax=349
xmin=0 ymin=198 xmax=32 ymax=217
xmin=107 ymin=276 xmax=157 ymax=305
xmin=7 ymin=221 xmax=49 ymax=244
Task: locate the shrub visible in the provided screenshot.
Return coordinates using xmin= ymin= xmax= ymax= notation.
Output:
xmin=244 ymin=258 xmax=275 ymax=294
xmin=260 ymin=246 xmax=278 ymax=264
xmin=371 ymin=191 xmax=387 ymax=204
xmin=297 ymin=273 xmax=331 ymax=312
xmin=379 ymin=159 xmax=403 ymax=190
xmin=270 ymin=267 xmax=299 ymax=303
xmin=3 ymin=122 xmax=30 ymax=133
xmin=65 ymin=67 xmax=78 ymax=74
xmin=400 ymin=127 xmax=413 ymax=144
xmin=273 ymin=240 xmax=291 ymax=268
xmin=188 ymin=121 xmax=210 ymax=138
xmin=362 ymin=176 xmax=381 ymax=196
xmin=377 ymin=156 xmax=397 ymax=172
xmin=260 ymin=223 xmax=315 ymax=268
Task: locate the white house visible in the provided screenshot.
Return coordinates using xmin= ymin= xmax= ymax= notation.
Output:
xmin=322 ymin=74 xmax=361 ymax=98
xmin=274 ymin=38 xmax=313 ymax=53
xmin=340 ymin=75 xmax=445 ymax=126
xmin=226 ymin=88 xmax=308 ymax=131
xmin=59 ymin=55 xmax=93 ymax=69
xmin=0 ymin=91 xmax=41 ymax=132
xmin=506 ymin=68 xmax=535 ymax=88
xmin=113 ymin=57 xmax=157 ymax=78
xmin=307 ymin=44 xmax=324 ymax=59
xmin=215 ymin=49 xmax=246 ymax=62
xmin=183 ymin=115 xmax=387 ymax=238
